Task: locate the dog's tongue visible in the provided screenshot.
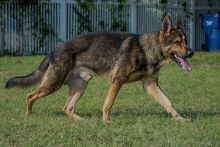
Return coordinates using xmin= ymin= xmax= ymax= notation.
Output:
xmin=177 ymin=57 xmax=192 ymax=72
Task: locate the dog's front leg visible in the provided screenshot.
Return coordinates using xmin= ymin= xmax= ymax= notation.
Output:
xmin=143 ymin=80 xmax=190 ymax=122
xmin=102 ymin=79 xmax=123 ymax=121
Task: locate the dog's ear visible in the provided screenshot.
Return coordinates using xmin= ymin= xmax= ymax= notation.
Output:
xmin=161 ymin=16 xmax=171 ymax=34
xmin=175 ymin=17 xmax=182 ymax=29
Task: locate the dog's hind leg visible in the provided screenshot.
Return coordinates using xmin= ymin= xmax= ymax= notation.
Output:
xmin=26 ymin=64 xmax=66 ymax=116
xmin=62 ymin=72 xmax=91 ymax=120
xmin=26 ymin=87 xmax=56 ymax=116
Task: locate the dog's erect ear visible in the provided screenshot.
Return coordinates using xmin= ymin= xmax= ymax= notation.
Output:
xmin=175 ymin=17 xmax=182 ymax=29
xmin=161 ymin=16 xmax=171 ymax=34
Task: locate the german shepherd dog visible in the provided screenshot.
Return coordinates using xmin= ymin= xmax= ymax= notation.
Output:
xmin=6 ymin=16 xmax=194 ymax=122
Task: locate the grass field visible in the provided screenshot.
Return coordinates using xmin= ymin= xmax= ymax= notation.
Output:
xmin=0 ymin=52 xmax=220 ymax=146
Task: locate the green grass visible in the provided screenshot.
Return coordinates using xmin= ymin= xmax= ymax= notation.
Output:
xmin=0 ymin=52 xmax=220 ymax=146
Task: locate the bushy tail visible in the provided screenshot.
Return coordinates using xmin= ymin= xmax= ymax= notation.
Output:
xmin=5 ymin=54 xmax=51 ymax=89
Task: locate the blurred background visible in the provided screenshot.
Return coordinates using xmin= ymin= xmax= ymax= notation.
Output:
xmin=0 ymin=0 xmax=220 ymax=55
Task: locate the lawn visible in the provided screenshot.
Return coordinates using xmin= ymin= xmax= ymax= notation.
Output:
xmin=0 ymin=52 xmax=220 ymax=146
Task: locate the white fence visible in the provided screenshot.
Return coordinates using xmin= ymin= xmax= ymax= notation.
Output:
xmin=0 ymin=0 xmax=220 ymax=55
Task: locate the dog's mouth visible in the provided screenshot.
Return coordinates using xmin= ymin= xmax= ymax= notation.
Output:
xmin=171 ymin=52 xmax=192 ymax=72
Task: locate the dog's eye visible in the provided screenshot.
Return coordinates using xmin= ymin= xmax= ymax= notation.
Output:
xmin=175 ymin=41 xmax=181 ymax=45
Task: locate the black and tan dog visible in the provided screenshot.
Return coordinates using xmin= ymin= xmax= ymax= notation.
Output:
xmin=6 ymin=16 xmax=194 ymax=122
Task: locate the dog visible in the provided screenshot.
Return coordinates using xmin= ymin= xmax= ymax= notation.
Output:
xmin=5 ymin=16 xmax=194 ymax=122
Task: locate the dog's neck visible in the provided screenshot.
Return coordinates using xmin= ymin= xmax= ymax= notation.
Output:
xmin=139 ymin=33 xmax=166 ymax=66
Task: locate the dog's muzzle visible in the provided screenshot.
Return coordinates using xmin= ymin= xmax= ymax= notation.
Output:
xmin=171 ymin=52 xmax=192 ymax=72
xmin=185 ymin=49 xmax=194 ymax=58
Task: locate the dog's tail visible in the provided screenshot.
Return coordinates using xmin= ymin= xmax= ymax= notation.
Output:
xmin=5 ymin=54 xmax=51 ymax=89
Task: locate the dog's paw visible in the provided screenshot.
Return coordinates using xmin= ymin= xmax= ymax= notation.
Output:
xmin=174 ymin=115 xmax=192 ymax=122
xmin=63 ymin=110 xmax=84 ymax=121
xmin=25 ymin=111 xmax=32 ymax=116
xmin=102 ymin=119 xmax=113 ymax=124
xmin=102 ymin=116 xmax=113 ymax=123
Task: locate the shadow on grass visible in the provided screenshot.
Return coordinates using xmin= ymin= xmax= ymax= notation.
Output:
xmin=50 ymin=107 xmax=219 ymax=120
xmin=53 ymin=110 xmax=102 ymax=119
xmin=179 ymin=110 xmax=220 ymax=119
xmin=111 ymin=107 xmax=220 ymax=119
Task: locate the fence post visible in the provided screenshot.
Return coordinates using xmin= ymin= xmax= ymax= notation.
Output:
xmin=130 ymin=0 xmax=137 ymax=34
xmin=189 ymin=0 xmax=195 ymax=50
xmin=60 ymin=0 xmax=67 ymax=42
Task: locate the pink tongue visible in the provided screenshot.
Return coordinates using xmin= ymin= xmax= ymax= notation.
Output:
xmin=177 ymin=57 xmax=192 ymax=72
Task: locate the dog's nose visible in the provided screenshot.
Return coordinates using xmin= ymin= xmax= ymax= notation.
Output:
xmin=185 ymin=50 xmax=194 ymax=58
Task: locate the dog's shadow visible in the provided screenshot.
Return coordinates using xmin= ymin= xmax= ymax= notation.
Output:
xmin=179 ymin=110 xmax=220 ymax=119
xmin=52 ymin=107 xmax=220 ymax=120
xmin=115 ymin=108 xmax=220 ymax=119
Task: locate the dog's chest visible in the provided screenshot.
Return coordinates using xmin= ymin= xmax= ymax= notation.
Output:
xmin=111 ymin=56 xmax=160 ymax=82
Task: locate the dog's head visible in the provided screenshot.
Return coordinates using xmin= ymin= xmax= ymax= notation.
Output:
xmin=159 ymin=16 xmax=194 ymax=71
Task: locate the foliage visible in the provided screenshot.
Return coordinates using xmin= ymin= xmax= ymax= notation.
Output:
xmin=0 ymin=1 xmax=58 ymax=55
xmin=159 ymin=0 xmax=192 ymax=29
xmin=72 ymin=0 xmax=94 ymax=34
xmin=110 ymin=0 xmax=127 ymax=31
xmin=159 ymin=0 xmax=168 ymax=6
xmin=72 ymin=0 xmax=127 ymax=34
